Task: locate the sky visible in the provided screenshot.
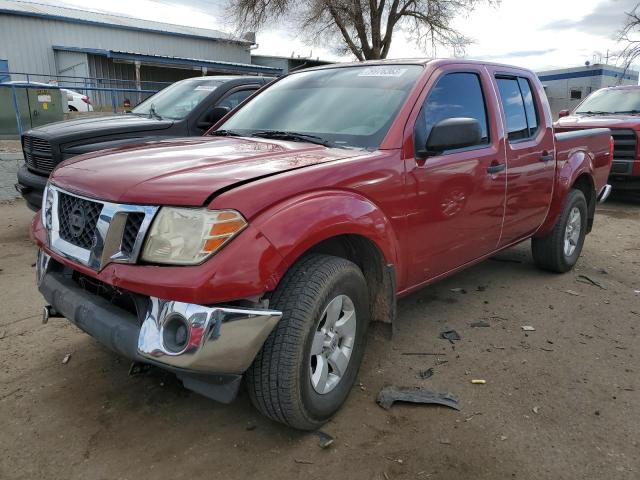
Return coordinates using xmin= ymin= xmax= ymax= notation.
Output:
xmin=19 ymin=0 xmax=640 ymax=71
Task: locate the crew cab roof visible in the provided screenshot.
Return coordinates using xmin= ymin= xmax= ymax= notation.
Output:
xmin=301 ymin=58 xmax=537 ymax=75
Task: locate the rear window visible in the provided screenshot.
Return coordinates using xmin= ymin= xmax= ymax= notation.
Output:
xmin=496 ymin=76 xmax=540 ymax=141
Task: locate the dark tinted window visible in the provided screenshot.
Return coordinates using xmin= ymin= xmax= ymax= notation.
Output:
xmin=518 ymin=77 xmax=539 ymax=136
xmin=415 ymin=72 xmax=489 ymax=152
xmin=217 ymin=89 xmax=255 ymax=110
xmin=496 ymin=77 xmax=528 ymax=140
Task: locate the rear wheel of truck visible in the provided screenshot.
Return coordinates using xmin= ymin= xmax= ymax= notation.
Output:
xmin=246 ymin=254 xmax=369 ymax=430
xmin=532 ymin=189 xmax=587 ymax=273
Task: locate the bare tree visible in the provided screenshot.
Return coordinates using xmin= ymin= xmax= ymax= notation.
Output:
xmin=228 ymin=0 xmax=495 ymax=60
xmin=619 ymin=2 xmax=640 ymax=74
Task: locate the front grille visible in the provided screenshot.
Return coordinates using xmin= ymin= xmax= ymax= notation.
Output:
xmin=611 ymin=129 xmax=637 ymax=160
xmin=24 ymin=136 xmax=52 ymax=153
xmin=57 ymin=192 xmax=103 ymax=250
xmin=611 ymin=161 xmax=631 ymax=174
xmin=23 ymin=135 xmax=56 ymax=174
xmin=24 ymin=152 xmax=56 ymax=172
xmin=121 ymin=213 xmax=145 ymax=256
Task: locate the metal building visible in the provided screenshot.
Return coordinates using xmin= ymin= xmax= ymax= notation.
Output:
xmin=251 ymin=54 xmax=332 ymax=74
xmin=537 ymin=63 xmax=639 ymax=118
xmin=0 ymin=0 xmax=280 ymax=95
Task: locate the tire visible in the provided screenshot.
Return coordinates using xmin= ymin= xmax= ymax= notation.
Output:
xmin=532 ymin=189 xmax=588 ymax=273
xmin=246 ymin=254 xmax=370 ymax=430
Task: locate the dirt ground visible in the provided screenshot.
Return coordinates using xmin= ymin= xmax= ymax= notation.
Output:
xmin=1 ymin=196 xmax=638 ymax=480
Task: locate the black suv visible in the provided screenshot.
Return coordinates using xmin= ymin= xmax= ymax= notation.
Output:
xmin=16 ymin=75 xmax=272 ymax=210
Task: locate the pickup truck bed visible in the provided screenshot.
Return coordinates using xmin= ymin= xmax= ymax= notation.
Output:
xmin=31 ymin=58 xmax=613 ymax=430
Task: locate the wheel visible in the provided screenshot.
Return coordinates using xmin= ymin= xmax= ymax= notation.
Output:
xmin=532 ymin=189 xmax=587 ymax=273
xmin=246 ymin=254 xmax=370 ymax=430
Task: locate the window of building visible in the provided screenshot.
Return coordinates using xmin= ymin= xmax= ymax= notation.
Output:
xmin=570 ymin=89 xmax=582 ymax=100
xmin=414 ymin=72 xmax=490 ymax=153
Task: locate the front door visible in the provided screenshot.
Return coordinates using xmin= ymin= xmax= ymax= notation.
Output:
xmin=405 ymin=68 xmax=507 ymax=286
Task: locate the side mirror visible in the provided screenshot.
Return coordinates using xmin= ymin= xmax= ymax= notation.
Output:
xmin=419 ymin=117 xmax=482 ymax=157
xmin=558 ymin=109 xmax=570 ymax=118
xmin=197 ymin=106 xmax=231 ymax=129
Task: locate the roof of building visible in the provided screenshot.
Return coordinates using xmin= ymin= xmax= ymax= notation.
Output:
xmin=536 ymin=63 xmax=639 ymax=82
xmin=53 ymin=46 xmax=282 ymax=75
xmin=0 ymin=0 xmax=249 ymax=43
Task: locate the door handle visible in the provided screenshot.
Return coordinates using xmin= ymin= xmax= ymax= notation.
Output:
xmin=540 ymin=151 xmax=554 ymax=162
xmin=486 ymin=163 xmax=506 ymax=174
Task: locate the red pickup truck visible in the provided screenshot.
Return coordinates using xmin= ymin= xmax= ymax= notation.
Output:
xmin=556 ymin=85 xmax=640 ymax=192
xmin=32 ymin=59 xmax=613 ymax=430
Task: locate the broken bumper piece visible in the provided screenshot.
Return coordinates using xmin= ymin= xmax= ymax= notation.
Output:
xmin=37 ymin=251 xmax=282 ymax=402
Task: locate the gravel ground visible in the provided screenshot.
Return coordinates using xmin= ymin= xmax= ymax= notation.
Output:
xmin=0 ymin=197 xmax=639 ymax=480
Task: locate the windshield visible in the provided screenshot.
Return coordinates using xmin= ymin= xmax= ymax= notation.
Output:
xmin=217 ymin=65 xmax=423 ymax=149
xmin=132 ymin=78 xmax=224 ymax=120
xmin=576 ymin=88 xmax=640 ymax=114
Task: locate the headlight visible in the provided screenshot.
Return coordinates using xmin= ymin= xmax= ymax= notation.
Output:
xmin=141 ymin=208 xmax=247 ymax=265
xmin=42 ymin=183 xmax=54 ymax=232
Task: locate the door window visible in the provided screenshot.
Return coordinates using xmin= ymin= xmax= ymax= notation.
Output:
xmin=496 ymin=76 xmax=540 ymax=141
xmin=216 ymin=89 xmax=255 ymax=110
xmin=414 ymin=72 xmax=490 ymax=154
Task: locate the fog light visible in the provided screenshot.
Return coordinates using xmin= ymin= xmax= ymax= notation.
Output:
xmin=162 ymin=314 xmax=189 ymax=353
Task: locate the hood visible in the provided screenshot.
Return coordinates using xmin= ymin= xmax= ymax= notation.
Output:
xmin=25 ymin=114 xmax=174 ymax=142
xmin=556 ymin=114 xmax=640 ymax=130
xmin=50 ymin=136 xmax=365 ymax=206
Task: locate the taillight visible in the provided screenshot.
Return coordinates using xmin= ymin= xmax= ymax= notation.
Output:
xmin=81 ymin=95 xmax=90 ymax=104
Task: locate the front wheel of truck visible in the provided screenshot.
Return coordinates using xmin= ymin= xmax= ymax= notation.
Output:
xmin=246 ymin=254 xmax=370 ymax=430
xmin=532 ymin=189 xmax=587 ymax=273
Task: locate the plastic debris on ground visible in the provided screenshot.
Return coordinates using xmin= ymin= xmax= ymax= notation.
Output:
xmin=419 ymin=368 xmax=434 ymax=379
xmin=377 ymin=386 xmax=460 ymax=411
xmin=62 ymin=354 xmax=71 ymax=364
xmin=521 ymin=326 xmax=536 ymax=331
xmin=564 ymin=289 xmax=583 ymax=296
xmin=315 ymin=431 xmax=334 ymax=449
xmin=471 ymin=379 xmax=486 ymax=385
xmin=440 ymin=330 xmax=461 ymax=343
xmin=470 ymin=320 xmax=490 ymax=328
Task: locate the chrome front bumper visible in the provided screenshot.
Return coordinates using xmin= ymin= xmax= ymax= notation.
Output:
xmin=37 ymin=251 xmax=282 ymax=376
xmin=138 ymin=297 xmax=282 ymax=373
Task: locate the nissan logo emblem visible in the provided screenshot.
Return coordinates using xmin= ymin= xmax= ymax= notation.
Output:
xmin=68 ymin=206 xmax=86 ymax=238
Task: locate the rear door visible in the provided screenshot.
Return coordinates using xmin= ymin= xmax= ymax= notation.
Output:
xmin=489 ymin=72 xmax=556 ymax=245
xmin=404 ymin=65 xmax=507 ymax=285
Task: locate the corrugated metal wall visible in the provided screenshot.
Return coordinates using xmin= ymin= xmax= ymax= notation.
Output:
xmin=0 ymin=14 xmax=251 ymax=77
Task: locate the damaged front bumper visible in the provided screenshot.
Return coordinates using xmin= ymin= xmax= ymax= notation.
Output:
xmin=37 ymin=251 xmax=282 ymax=402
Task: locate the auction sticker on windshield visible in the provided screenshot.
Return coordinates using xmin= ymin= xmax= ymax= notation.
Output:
xmin=358 ymin=67 xmax=407 ymax=77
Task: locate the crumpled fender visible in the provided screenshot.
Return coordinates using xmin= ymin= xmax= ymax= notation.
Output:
xmin=535 ymin=149 xmax=595 ymax=238
xmin=252 ymin=190 xmax=401 ymax=287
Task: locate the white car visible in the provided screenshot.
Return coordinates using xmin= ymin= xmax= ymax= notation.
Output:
xmin=61 ymin=88 xmax=93 ymax=112
xmin=2 ymin=81 xmax=93 ymax=112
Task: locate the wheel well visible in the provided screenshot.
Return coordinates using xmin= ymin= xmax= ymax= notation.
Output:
xmin=306 ymin=235 xmax=396 ymax=326
xmin=572 ymin=174 xmax=596 ymax=233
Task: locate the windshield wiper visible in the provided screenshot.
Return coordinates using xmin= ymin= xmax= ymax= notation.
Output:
xmin=209 ymin=129 xmax=243 ymax=137
xmin=612 ymin=110 xmax=640 ymax=114
xmin=576 ymin=110 xmax=613 ymax=115
xmin=148 ymin=103 xmax=163 ymax=120
xmin=249 ymin=130 xmax=332 ymax=147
